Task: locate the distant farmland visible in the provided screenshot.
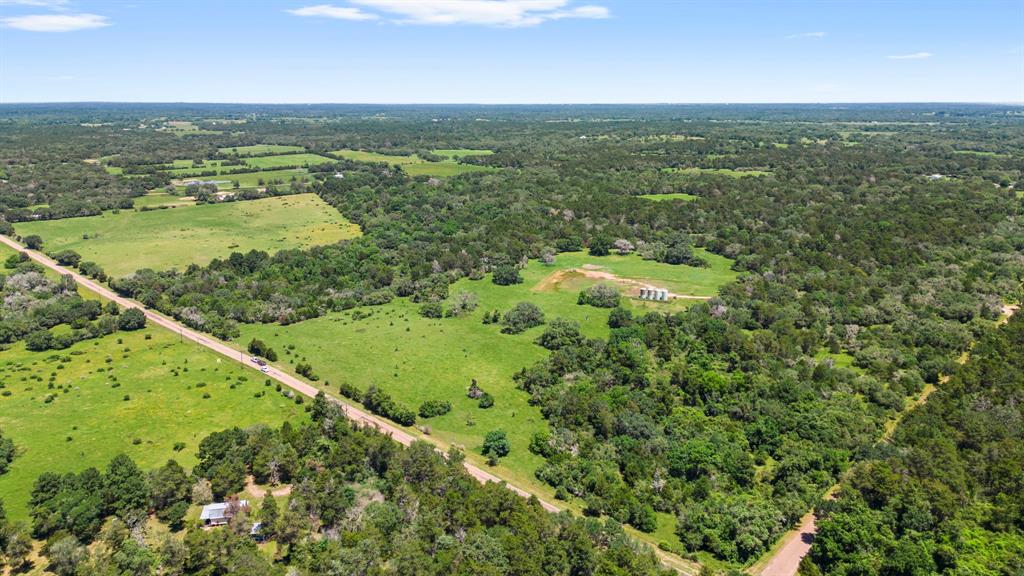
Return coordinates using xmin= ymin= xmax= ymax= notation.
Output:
xmin=333 ymin=149 xmax=497 ymax=177
xmin=219 ymin=144 xmax=306 ymax=156
xmin=15 ymin=193 xmax=361 ymax=277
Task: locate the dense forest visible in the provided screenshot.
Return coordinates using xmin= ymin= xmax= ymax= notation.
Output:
xmin=808 ymin=314 xmax=1024 ymax=575
xmin=0 ymin=104 xmax=1021 ymax=573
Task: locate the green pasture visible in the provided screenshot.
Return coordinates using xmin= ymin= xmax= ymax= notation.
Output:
xmin=0 ymin=327 xmax=306 ymax=520
xmin=432 ymin=149 xmax=495 ymax=158
xmin=132 ymin=192 xmax=196 ymax=209
xmin=243 ymin=153 xmax=336 ymax=169
xmin=178 ymin=168 xmax=312 ymax=190
xmin=332 ymin=149 xmax=497 ymax=177
xmin=219 ymin=144 xmax=305 ymax=156
xmin=237 ymin=249 xmax=736 ymax=507
xmin=14 ymin=194 xmax=361 ymax=277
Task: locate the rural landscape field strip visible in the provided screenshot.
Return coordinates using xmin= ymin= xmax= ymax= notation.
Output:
xmin=0 ymin=233 xmax=701 ymax=574
xmin=14 ymin=193 xmax=360 ymax=277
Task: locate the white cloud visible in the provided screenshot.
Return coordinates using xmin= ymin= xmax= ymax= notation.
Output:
xmin=1 ymin=12 xmax=109 ymax=31
xmin=291 ymin=1 xmax=610 ymax=27
xmin=286 ymin=4 xmax=378 ymax=20
xmin=786 ymin=31 xmax=825 ymax=39
xmin=887 ymin=51 xmax=933 ymax=60
xmin=0 ymin=0 xmax=69 ymax=6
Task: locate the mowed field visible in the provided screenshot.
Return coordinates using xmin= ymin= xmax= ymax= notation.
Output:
xmin=0 ymin=327 xmax=307 ymax=520
xmin=332 ymin=149 xmax=497 ymax=177
xmin=237 ymin=249 xmax=736 ymax=503
xmin=15 ymin=194 xmax=361 ymax=277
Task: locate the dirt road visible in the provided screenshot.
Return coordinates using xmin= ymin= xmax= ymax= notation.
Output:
xmin=1 ymin=234 xmax=699 ymax=574
xmin=750 ymin=302 xmax=1019 ymax=576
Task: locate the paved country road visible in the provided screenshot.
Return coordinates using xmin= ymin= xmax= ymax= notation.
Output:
xmin=0 ymin=234 xmax=699 ymax=575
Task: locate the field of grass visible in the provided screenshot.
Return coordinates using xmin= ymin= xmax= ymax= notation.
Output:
xmin=14 ymin=194 xmax=361 ymax=277
xmin=333 ymin=149 xmax=497 ymax=177
xmin=332 ymin=149 xmax=423 ymax=165
xmin=237 ymin=249 xmax=736 ymax=512
xmin=243 ymin=153 xmax=336 ymax=170
xmin=432 ymin=149 xmax=495 ymax=158
xmin=132 ymin=192 xmax=196 ymax=209
xmin=0 ymin=327 xmax=307 ymax=520
xmin=663 ymin=167 xmax=772 ymax=178
xmin=177 ymin=168 xmax=312 ymax=190
xmin=638 ymin=193 xmax=697 ymax=202
xmin=219 ymin=144 xmax=305 ymax=156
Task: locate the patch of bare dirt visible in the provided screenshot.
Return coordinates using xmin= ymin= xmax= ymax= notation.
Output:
xmin=534 ymin=267 xmax=711 ymax=301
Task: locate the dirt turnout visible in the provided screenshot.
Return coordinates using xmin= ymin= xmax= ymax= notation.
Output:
xmin=535 ymin=266 xmax=712 ymax=301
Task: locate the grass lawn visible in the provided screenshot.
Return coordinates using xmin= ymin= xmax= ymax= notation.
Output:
xmin=333 ymin=149 xmax=497 ymax=177
xmin=662 ymin=167 xmax=772 ymax=178
xmin=219 ymin=144 xmax=305 ymax=156
xmin=236 ymin=249 xmax=736 ymax=519
xmin=243 ymin=153 xmax=336 ymax=170
xmin=638 ymin=193 xmax=697 ymax=202
xmin=14 ymin=193 xmax=361 ymax=277
xmin=0 ymin=327 xmax=307 ymax=520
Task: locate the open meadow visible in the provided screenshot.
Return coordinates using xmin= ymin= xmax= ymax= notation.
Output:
xmin=14 ymin=194 xmax=361 ymax=277
xmin=0 ymin=327 xmax=307 ymax=520
xmin=242 ymin=153 xmax=336 ymax=169
xmin=237 ymin=249 xmax=736 ymax=505
xmin=219 ymin=144 xmax=305 ymax=156
xmin=332 ymin=149 xmax=497 ymax=177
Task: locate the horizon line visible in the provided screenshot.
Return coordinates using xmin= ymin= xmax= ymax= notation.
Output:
xmin=1 ymin=100 xmax=1022 ymax=107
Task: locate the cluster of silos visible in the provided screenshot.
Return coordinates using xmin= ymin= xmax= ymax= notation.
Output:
xmin=639 ymin=288 xmax=670 ymax=301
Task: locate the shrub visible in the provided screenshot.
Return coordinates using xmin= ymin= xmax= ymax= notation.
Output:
xmin=491 ymin=264 xmax=523 ymax=286
xmin=23 ymin=234 xmax=43 ymax=250
xmin=419 ymin=301 xmax=443 ymax=319
xmin=419 ymin=399 xmax=452 ymax=418
xmin=501 ymin=302 xmax=545 ymax=334
xmin=117 ymin=308 xmax=147 ymax=331
xmin=536 ymin=318 xmax=584 ymax=350
xmin=478 ymin=392 xmax=494 ymax=409
xmin=482 ymin=430 xmax=510 ymax=461
xmin=578 ymin=283 xmax=620 ymax=308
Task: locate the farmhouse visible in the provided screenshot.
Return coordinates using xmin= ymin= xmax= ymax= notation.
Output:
xmin=199 ymin=499 xmax=248 ymax=527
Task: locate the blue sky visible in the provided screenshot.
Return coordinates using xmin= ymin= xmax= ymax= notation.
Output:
xmin=1 ymin=0 xmax=1021 ymax=103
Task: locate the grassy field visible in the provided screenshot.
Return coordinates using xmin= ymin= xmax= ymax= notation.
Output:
xmin=0 ymin=327 xmax=307 ymax=520
xmin=15 ymin=194 xmax=361 ymax=277
xmin=219 ymin=144 xmax=305 ymax=156
xmin=332 ymin=149 xmax=423 ymax=165
xmin=177 ymin=168 xmax=313 ymax=190
xmin=333 ymin=149 xmax=497 ymax=177
xmin=243 ymin=153 xmax=336 ymax=170
xmin=237 ymin=249 xmax=736 ymax=511
xmin=638 ymin=193 xmax=697 ymax=202
xmin=663 ymin=167 xmax=772 ymax=178
xmin=132 ymin=192 xmax=196 ymax=209
xmin=432 ymin=149 xmax=495 ymax=158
